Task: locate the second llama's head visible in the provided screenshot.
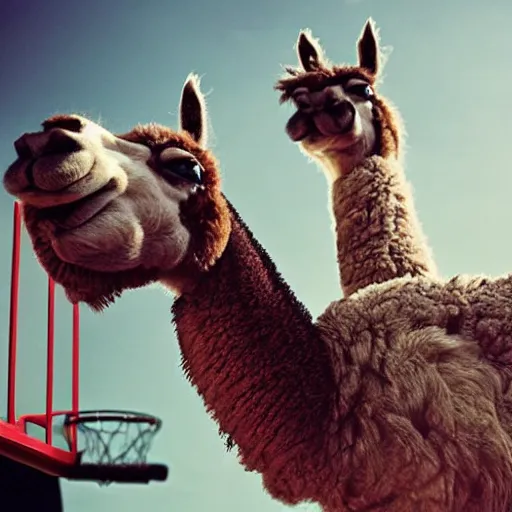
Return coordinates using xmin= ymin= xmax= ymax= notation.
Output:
xmin=275 ymin=19 xmax=402 ymax=180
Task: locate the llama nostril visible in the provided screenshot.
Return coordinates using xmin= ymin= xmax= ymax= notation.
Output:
xmin=14 ymin=135 xmax=33 ymax=159
xmin=292 ymin=88 xmax=313 ymax=112
xmin=42 ymin=114 xmax=86 ymax=134
xmin=44 ymin=129 xmax=83 ymax=155
xmin=331 ymin=99 xmax=355 ymax=118
xmin=324 ymin=95 xmax=340 ymax=109
xmin=295 ymin=95 xmax=312 ymax=111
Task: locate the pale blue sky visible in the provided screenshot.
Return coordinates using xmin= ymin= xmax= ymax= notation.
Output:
xmin=1 ymin=0 xmax=511 ymax=510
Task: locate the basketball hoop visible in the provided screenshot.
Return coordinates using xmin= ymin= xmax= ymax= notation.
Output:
xmin=63 ymin=410 xmax=167 ymax=484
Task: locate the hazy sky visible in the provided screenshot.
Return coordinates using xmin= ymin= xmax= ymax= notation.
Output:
xmin=1 ymin=0 xmax=511 ymax=510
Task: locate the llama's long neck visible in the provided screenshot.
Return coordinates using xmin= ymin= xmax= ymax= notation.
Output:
xmin=171 ymin=203 xmax=335 ymax=503
xmin=331 ymin=155 xmax=437 ymax=297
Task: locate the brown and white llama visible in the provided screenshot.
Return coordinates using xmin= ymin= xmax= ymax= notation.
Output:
xmin=4 ymin=76 xmax=512 ymax=511
xmin=276 ymin=19 xmax=437 ymax=297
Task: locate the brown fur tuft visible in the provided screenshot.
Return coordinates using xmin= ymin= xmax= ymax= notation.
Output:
xmin=275 ymin=66 xmax=375 ymax=103
xmin=372 ymin=97 xmax=401 ymax=160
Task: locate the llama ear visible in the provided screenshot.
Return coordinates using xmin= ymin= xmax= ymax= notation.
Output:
xmin=357 ymin=18 xmax=380 ymax=75
xmin=179 ymin=73 xmax=208 ymax=147
xmin=297 ymin=29 xmax=326 ymax=72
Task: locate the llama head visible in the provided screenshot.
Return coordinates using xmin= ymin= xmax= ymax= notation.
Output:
xmin=275 ymin=19 xmax=402 ymax=181
xmin=3 ymin=75 xmax=231 ymax=310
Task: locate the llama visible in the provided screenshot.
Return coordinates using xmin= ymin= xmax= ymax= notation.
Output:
xmin=276 ymin=19 xmax=438 ymax=297
xmin=4 ymin=76 xmax=512 ymax=511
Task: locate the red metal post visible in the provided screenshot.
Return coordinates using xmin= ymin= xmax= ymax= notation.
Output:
xmin=45 ymin=278 xmax=55 ymax=444
xmin=7 ymin=202 xmax=21 ymax=424
xmin=71 ymin=303 xmax=80 ymax=453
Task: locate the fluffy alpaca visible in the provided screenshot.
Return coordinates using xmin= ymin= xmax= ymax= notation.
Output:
xmin=4 ymin=77 xmax=512 ymax=512
xmin=276 ymin=19 xmax=438 ymax=297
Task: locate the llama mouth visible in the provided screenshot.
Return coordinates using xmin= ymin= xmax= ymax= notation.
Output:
xmin=47 ymin=179 xmax=120 ymax=231
xmin=313 ymin=111 xmax=354 ymax=136
xmin=286 ymin=110 xmax=355 ymax=142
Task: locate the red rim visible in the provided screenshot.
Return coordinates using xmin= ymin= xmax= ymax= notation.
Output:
xmin=64 ymin=410 xmax=161 ymax=428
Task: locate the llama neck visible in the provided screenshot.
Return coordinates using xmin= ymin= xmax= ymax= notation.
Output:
xmin=331 ymin=155 xmax=437 ymax=297
xmin=171 ymin=203 xmax=334 ymax=500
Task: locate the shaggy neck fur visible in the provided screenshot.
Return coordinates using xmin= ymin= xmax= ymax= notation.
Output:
xmin=332 ymin=155 xmax=438 ymax=297
xmin=172 ymin=203 xmax=335 ymax=503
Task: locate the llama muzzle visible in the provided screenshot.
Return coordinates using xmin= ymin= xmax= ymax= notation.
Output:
xmin=313 ymin=100 xmax=355 ymax=136
xmin=6 ymin=127 xmax=94 ymax=196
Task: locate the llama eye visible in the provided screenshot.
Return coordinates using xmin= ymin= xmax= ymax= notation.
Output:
xmin=346 ymin=84 xmax=374 ymax=100
xmin=161 ymin=158 xmax=203 ymax=185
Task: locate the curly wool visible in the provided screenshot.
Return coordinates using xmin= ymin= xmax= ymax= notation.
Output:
xmin=314 ymin=274 xmax=512 ymax=511
xmin=332 ymin=155 xmax=438 ymax=297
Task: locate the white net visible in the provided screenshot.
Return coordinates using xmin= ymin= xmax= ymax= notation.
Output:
xmin=65 ymin=410 xmax=161 ymax=466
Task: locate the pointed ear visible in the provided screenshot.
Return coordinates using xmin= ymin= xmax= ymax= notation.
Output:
xmin=179 ymin=73 xmax=208 ymax=147
xmin=357 ymin=18 xmax=380 ymax=75
xmin=297 ymin=29 xmax=326 ymax=72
